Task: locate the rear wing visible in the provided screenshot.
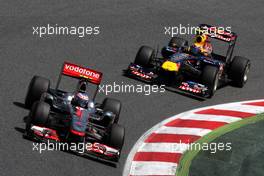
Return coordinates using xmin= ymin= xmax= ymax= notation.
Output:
xmin=55 ymin=62 xmax=103 ymax=101
xmin=61 ymin=62 xmax=103 ymax=85
xmin=198 ymin=24 xmax=237 ymax=42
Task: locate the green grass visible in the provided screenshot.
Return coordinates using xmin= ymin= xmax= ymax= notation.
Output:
xmin=175 ymin=113 xmax=264 ymax=176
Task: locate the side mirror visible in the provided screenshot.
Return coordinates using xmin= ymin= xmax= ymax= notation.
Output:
xmin=40 ymin=92 xmax=54 ymax=105
xmin=41 ymin=92 xmax=54 ymax=105
xmin=87 ymin=101 xmax=95 ymax=111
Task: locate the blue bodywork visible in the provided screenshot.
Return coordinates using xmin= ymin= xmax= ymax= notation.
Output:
xmin=163 ymin=46 xmax=224 ymax=67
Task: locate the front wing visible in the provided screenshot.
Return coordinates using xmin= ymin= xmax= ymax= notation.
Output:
xmin=166 ymin=81 xmax=210 ymax=99
xmin=125 ymin=63 xmax=210 ymax=98
xmin=28 ymin=125 xmax=120 ymax=162
xmin=125 ymin=63 xmax=157 ymax=83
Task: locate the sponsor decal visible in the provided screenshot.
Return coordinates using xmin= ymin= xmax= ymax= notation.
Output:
xmin=179 ymin=82 xmax=202 ymax=93
xmin=62 ymin=62 xmax=102 ymax=84
xmin=131 ymin=70 xmax=151 ymax=79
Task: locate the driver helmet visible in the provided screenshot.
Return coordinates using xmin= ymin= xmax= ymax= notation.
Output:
xmin=77 ymin=80 xmax=87 ymax=93
xmin=194 ymin=34 xmax=208 ymax=47
xmin=193 ymin=34 xmax=212 ymax=56
xmin=71 ymin=92 xmax=89 ymax=108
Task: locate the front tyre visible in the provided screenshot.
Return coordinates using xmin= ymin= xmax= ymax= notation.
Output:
xmin=25 ymin=76 xmax=50 ymax=109
xmin=202 ymin=65 xmax=219 ymax=98
xmin=134 ymin=46 xmax=154 ymax=67
xmin=169 ymin=37 xmax=188 ymax=49
xmin=108 ymin=124 xmax=125 ymax=151
xmin=228 ymin=56 xmax=250 ymax=87
xmin=102 ymin=98 xmax=122 ymax=123
xmin=30 ymin=101 xmax=50 ymax=126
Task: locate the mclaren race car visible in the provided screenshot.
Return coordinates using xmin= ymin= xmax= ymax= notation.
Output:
xmin=125 ymin=24 xmax=250 ymax=98
xmin=24 ymin=62 xmax=125 ymax=163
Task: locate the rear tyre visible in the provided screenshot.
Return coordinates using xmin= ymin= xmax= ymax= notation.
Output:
xmin=102 ymin=98 xmax=122 ymax=123
xmin=30 ymin=101 xmax=50 ymax=126
xmin=228 ymin=56 xmax=250 ymax=88
xmin=169 ymin=37 xmax=188 ymax=49
xmin=108 ymin=124 xmax=125 ymax=150
xmin=25 ymin=76 xmax=50 ymax=109
xmin=134 ymin=46 xmax=154 ymax=67
xmin=202 ymin=65 xmax=219 ymax=98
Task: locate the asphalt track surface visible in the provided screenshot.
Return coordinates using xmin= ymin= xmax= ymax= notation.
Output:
xmin=0 ymin=1 xmax=263 ymax=176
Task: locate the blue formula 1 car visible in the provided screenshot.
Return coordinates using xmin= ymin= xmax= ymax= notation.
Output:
xmin=125 ymin=24 xmax=251 ymax=98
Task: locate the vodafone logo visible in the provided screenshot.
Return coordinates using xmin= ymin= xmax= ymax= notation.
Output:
xmin=64 ymin=64 xmax=100 ymax=79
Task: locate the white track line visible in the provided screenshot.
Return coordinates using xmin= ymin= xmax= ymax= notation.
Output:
xmin=138 ymin=143 xmax=190 ymax=153
xmin=179 ymin=114 xmax=242 ymax=123
xmin=130 ymin=161 xmax=177 ymax=176
xmin=156 ymin=126 xmax=212 ymax=136
xmin=214 ymin=104 xmax=264 ymax=114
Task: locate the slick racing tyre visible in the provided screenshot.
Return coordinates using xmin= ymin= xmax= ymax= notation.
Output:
xmin=102 ymin=98 xmax=122 ymax=123
xmin=25 ymin=76 xmax=50 ymax=109
xmin=228 ymin=56 xmax=250 ymax=88
xmin=30 ymin=101 xmax=50 ymax=126
xmin=169 ymin=37 xmax=188 ymax=49
xmin=108 ymin=124 xmax=125 ymax=150
xmin=202 ymin=65 xmax=219 ymax=98
xmin=134 ymin=46 xmax=154 ymax=67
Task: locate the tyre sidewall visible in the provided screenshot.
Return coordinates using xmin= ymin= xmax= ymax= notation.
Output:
xmin=169 ymin=37 xmax=188 ymax=48
xmin=108 ymin=124 xmax=125 ymax=150
xmin=31 ymin=101 xmax=50 ymax=126
xmin=102 ymin=98 xmax=122 ymax=123
xmin=134 ymin=46 xmax=154 ymax=67
xmin=229 ymin=56 xmax=250 ymax=87
xmin=25 ymin=76 xmax=50 ymax=108
xmin=202 ymin=65 xmax=219 ymax=97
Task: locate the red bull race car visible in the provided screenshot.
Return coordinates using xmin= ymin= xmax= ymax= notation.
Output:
xmin=24 ymin=62 xmax=125 ymax=164
xmin=125 ymin=24 xmax=251 ymax=98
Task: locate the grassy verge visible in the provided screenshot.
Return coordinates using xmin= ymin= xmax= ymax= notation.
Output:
xmin=175 ymin=113 xmax=264 ymax=176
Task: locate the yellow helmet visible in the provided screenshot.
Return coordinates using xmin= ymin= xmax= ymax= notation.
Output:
xmin=194 ymin=34 xmax=208 ymax=47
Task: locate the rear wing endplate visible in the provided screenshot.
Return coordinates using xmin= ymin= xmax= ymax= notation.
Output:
xmin=198 ymin=24 xmax=237 ymax=42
